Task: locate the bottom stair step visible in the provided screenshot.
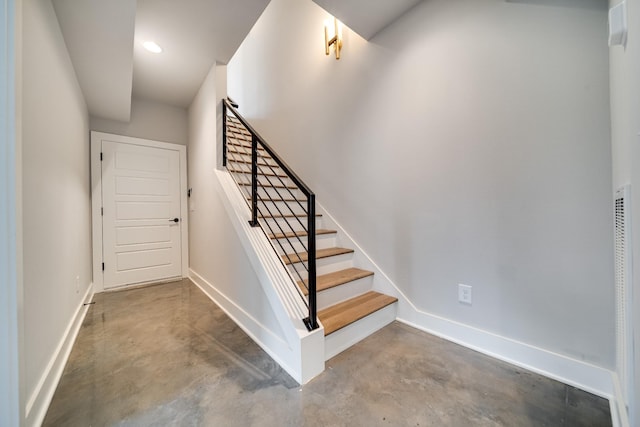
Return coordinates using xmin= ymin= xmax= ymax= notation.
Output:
xmin=318 ymin=291 xmax=398 ymax=336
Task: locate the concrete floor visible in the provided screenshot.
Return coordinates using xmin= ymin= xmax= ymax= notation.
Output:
xmin=43 ymin=279 xmax=611 ymax=426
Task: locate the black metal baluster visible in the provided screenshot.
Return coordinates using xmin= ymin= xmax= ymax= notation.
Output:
xmin=249 ymin=134 xmax=259 ymax=227
xmin=222 ymin=101 xmax=227 ymax=167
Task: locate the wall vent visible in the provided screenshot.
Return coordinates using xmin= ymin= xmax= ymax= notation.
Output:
xmin=615 ymin=185 xmax=634 ymax=420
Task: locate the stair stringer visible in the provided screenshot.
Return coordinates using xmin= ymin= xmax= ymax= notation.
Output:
xmin=211 ymin=169 xmax=325 ymax=384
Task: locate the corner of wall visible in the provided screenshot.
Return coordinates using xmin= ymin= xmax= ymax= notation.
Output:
xmin=611 ymin=372 xmax=632 ymax=427
xmin=24 ymin=283 xmax=94 ymax=427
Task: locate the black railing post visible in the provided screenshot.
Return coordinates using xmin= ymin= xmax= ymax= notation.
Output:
xmin=306 ymin=194 xmax=318 ymax=330
xmin=249 ymin=134 xmax=259 ymax=227
xmin=222 ymin=101 xmax=227 ymax=167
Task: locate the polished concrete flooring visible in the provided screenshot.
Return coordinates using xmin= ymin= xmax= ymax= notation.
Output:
xmin=43 ymin=279 xmax=611 ymax=426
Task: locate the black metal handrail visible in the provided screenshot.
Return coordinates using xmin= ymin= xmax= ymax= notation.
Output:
xmin=222 ymin=98 xmax=318 ymax=331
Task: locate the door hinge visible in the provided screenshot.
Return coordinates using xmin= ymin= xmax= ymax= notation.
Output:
xmin=102 ymin=262 xmax=104 ymax=271
xmin=100 ymin=152 xmax=103 ymax=161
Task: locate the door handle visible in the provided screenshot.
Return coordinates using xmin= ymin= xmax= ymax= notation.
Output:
xmin=169 ymin=218 xmax=179 ymax=223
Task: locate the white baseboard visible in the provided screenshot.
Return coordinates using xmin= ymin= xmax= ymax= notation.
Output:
xmin=25 ymin=283 xmax=94 ymax=427
xmin=397 ymin=313 xmax=613 ymax=399
xmin=318 ymin=201 xmax=614 ymax=402
xmin=188 ymin=269 xmax=302 ymax=384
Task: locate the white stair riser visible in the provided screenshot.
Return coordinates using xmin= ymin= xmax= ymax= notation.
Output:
xmin=226 ymin=154 xmax=279 ymax=168
xmin=253 ymin=187 xmax=304 ymax=201
xmin=227 ymin=155 xmax=284 ymax=171
xmin=271 ymin=234 xmax=337 ymax=255
xmin=257 ymin=200 xmax=308 ymax=216
xmin=238 ymin=184 xmax=301 ymax=199
xmin=225 ymin=146 xmax=268 ymax=156
xmin=226 ymin=145 xmax=269 ymax=155
xmin=316 ymin=276 xmax=374 ymax=310
xmin=231 ymin=182 xmax=285 ymax=203
xmin=226 ymin=146 xmax=265 ymax=155
xmin=227 ymin=157 xmax=281 ymax=171
xmin=323 ymin=303 xmax=397 ymax=361
xmin=230 ymin=173 xmax=295 ymax=190
xmin=286 ymin=253 xmax=354 ymax=281
xmin=260 ymin=216 xmax=321 ymax=233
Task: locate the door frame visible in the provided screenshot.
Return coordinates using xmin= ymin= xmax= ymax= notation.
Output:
xmin=91 ymin=131 xmax=189 ymax=293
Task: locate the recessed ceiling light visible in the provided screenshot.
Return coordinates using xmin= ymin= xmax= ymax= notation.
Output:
xmin=143 ymin=41 xmax=162 ymax=53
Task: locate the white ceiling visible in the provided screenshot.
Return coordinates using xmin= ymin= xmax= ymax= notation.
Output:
xmin=52 ymin=0 xmax=418 ymax=122
xmin=52 ymin=0 xmax=270 ymax=121
xmin=132 ymin=0 xmax=270 ymax=108
xmin=312 ymin=0 xmax=423 ymax=40
xmin=52 ymin=0 xmax=136 ymax=122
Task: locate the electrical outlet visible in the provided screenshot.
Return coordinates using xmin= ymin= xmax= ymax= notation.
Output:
xmin=75 ymin=275 xmax=80 ymax=294
xmin=458 ymin=284 xmax=472 ymax=305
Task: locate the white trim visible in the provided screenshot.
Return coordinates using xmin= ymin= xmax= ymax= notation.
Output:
xmin=0 ymin=0 xmax=21 ymax=424
xmin=318 ymin=202 xmax=615 ymax=400
xmin=101 ymin=276 xmax=183 ymax=293
xmin=396 ymin=315 xmax=613 ymax=398
xmin=188 ymin=270 xmax=302 ymax=383
xmin=611 ymin=372 xmax=631 ymax=427
xmin=24 ymin=283 xmax=93 ymax=427
xmin=90 ymin=132 xmax=189 ymax=293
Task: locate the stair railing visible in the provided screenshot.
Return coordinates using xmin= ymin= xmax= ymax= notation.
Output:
xmin=222 ymin=98 xmax=318 ymax=331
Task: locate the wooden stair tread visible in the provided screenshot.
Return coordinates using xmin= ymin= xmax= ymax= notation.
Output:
xmin=227 ymin=148 xmax=268 ymax=156
xmin=260 ymin=213 xmax=321 ymax=219
xmin=227 ymin=120 xmax=249 ymax=129
xmin=227 ymin=143 xmax=268 ymax=154
xmin=238 ymin=182 xmax=297 ymax=190
xmin=228 ymin=168 xmax=286 ymax=178
xmin=226 ymin=124 xmax=251 ymax=134
xmin=318 ymin=291 xmax=397 ymax=336
xmin=226 ymin=125 xmax=250 ymax=132
xmin=269 ymin=229 xmax=336 ymax=240
xmin=226 ymin=132 xmax=251 ymax=140
xmin=228 ymin=158 xmax=278 ymax=167
xmin=297 ymin=267 xmax=374 ymax=295
xmin=282 ymin=247 xmax=353 ymax=265
xmin=249 ymin=196 xmax=305 ymax=203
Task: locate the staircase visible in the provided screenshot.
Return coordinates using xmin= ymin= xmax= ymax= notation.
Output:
xmin=223 ymin=105 xmax=397 ymax=360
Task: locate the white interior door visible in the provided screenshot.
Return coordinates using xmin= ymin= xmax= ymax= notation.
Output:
xmin=101 ymin=139 xmax=183 ymax=289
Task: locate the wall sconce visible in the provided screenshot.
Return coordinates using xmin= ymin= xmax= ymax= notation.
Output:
xmin=324 ymin=18 xmax=343 ymax=60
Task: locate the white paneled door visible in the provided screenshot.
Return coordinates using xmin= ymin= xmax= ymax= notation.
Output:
xmin=99 ymin=138 xmax=184 ymax=289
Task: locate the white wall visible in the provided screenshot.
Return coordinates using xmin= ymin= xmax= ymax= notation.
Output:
xmin=90 ymin=97 xmax=188 ymax=145
xmin=187 ymin=63 xmax=286 ymax=357
xmin=228 ymin=0 xmax=614 ymax=370
xmin=1 ymin=0 xmax=21 ymax=424
xmin=609 ymin=0 xmax=640 ymax=422
xmin=22 ymin=0 xmax=92 ymax=424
